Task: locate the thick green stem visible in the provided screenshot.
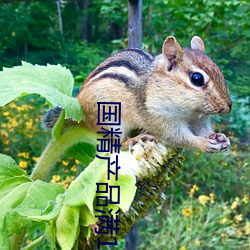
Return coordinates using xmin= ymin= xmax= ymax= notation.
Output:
xmin=30 ymin=126 xmax=99 ymax=181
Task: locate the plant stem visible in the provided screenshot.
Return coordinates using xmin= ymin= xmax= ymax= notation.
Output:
xmin=30 ymin=125 xmax=99 ymax=181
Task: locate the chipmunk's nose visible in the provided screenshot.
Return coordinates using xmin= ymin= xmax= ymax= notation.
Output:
xmin=219 ymin=101 xmax=232 ymax=114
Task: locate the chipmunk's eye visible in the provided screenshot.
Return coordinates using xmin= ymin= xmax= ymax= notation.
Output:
xmin=190 ymin=72 xmax=204 ymax=87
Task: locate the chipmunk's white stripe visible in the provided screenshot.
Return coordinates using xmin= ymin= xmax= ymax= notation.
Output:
xmin=87 ymin=66 xmax=137 ymax=85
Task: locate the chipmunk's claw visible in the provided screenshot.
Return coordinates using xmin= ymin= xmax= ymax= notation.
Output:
xmin=207 ymin=133 xmax=230 ymax=152
xmin=128 ymin=134 xmax=156 ymax=152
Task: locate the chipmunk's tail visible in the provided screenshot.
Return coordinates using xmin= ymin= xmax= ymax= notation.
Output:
xmin=41 ymin=106 xmax=62 ymax=130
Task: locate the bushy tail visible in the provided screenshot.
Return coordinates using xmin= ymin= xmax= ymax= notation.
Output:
xmin=41 ymin=106 xmax=62 ymax=130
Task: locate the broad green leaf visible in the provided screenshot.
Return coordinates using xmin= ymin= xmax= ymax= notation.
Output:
xmin=0 ymin=182 xmax=32 ymax=247
xmin=0 ymin=154 xmax=30 ymax=181
xmin=26 ymin=201 xmax=63 ymax=222
xmin=56 ymin=205 xmax=80 ymax=250
xmin=0 ymin=182 xmax=32 ymax=217
xmin=0 ymin=176 xmax=31 ymax=201
xmin=66 ymin=142 xmax=96 ymax=165
xmin=20 ymin=181 xmax=64 ymax=212
xmin=63 ymin=155 xmax=108 ymax=213
xmin=0 ymin=62 xmax=85 ymax=121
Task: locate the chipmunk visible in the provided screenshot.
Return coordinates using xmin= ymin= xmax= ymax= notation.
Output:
xmin=44 ymin=36 xmax=232 ymax=153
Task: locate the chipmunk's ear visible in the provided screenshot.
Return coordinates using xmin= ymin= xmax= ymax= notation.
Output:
xmin=191 ymin=36 xmax=205 ymax=52
xmin=162 ymin=36 xmax=184 ymax=63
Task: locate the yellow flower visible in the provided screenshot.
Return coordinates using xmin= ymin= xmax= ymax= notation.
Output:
xmin=244 ymin=221 xmax=250 ymax=234
xmin=66 ymin=176 xmax=75 ymax=182
xmin=179 ymin=247 xmax=186 ymax=250
xmin=32 ymin=157 xmax=39 ymax=163
xmin=18 ymin=152 xmax=30 ymax=159
xmin=19 ymin=161 xmax=28 ymax=169
xmin=232 ymin=150 xmax=237 ymax=156
xmin=243 ymin=195 xmax=248 ymax=204
xmin=26 ymin=121 xmax=33 ymax=129
xmin=182 ymin=207 xmax=192 ymax=217
xmin=221 ymin=162 xmax=228 ymax=167
xmin=209 ymin=193 xmax=215 ymax=204
xmin=220 ymin=217 xmax=228 ymax=224
xmin=194 ymin=238 xmax=201 ymax=247
xmin=3 ymin=138 xmax=9 ymax=145
xmin=51 ymin=175 xmax=61 ymax=183
xmin=189 ymin=184 xmax=199 ymax=197
xmin=231 ymin=198 xmax=240 ymax=209
xmin=3 ymin=111 xmax=9 ymax=116
xmin=11 ymin=119 xmax=18 ymax=127
xmin=198 ymin=195 xmax=210 ymax=206
xmin=75 ymin=159 xmax=81 ymax=165
xmin=9 ymin=102 xmax=16 ymax=108
xmin=234 ymin=214 xmax=243 ymax=224
xmin=70 ymin=165 xmax=77 ymax=172
xmin=62 ymin=160 xmax=69 ymax=166
xmin=0 ymin=130 xmax=8 ymax=138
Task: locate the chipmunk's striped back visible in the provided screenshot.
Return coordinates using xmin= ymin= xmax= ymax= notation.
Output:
xmin=83 ymin=48 xmax=155 ymax=89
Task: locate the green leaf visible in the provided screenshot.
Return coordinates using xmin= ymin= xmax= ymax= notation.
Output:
xmin=66 ymin=142 xmax=96 ymax=165
xmin=63 ymin=155 xmax=108 ymax=213
xmin=0 ymin=182 xmax=32 ymax=216
xmin=0 ymin=154 xmax=65 ymax=244
xmin=0 ymin=62 xmax=85 ymax=122
xmin=56 ymin=205 xmax=80 ymax=250
xmin=0 ymin=154 xmax=30 ymax=181
xmin=20 ymin=181 xmax=64 ymax=213
xmin=0 ymin=176 xmax=31 ymax=201
xmin=26 ymin=200 xmax=63 ymax=222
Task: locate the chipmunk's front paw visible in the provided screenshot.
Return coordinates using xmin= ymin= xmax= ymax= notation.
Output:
xmin=206 ymin=133 xmax=230 ymax=152
xmin=128 ymin=134 xmax=156 ymax=152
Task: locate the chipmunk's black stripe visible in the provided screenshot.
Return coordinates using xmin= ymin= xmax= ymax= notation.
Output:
xmin=125 ymin=48 xmax=154 ymax=62
xmin=96 ymin=73 xmax=130 ymax=85
xmin=91 ymin=60 xmax=140 ymax=79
